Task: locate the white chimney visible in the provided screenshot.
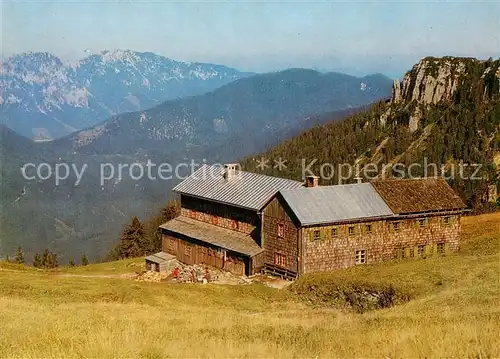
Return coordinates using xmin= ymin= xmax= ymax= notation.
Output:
xmin=224 ymin=163 xmax=239 ymax=181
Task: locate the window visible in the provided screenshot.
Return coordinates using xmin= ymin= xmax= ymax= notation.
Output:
xmin=365 ymin=224 xmax=372 ymax=234
xmin=393 ymin=222 xmax=400 ymax=231
xmin=394 ymin=248 xmax=402 ymax=259
xmin=167 ymin=238 xmax=175 ymax=252
xmin=437 ymin=242 xmax=445 ymax=254
xmin=313 ymin=230 xmax=321 ymax=240
xmin=443 ymin=216 xmax=451 ymax=226
xmin=401 ymin=247 xmax=407 ymax=258
xmin=418 ymin=218 xmax=427 ymax=228
xmin=274 ymin=253 xmax=286 ymax=267
xmin=428 ymin=244 xmax=434 ymax=256
xmin=277 ymin=223 xmax=284 ymax=238
xmin=418 ymin=245 xmax=425 ymax=257
xmin=348 ymin=226 xmax=355 ymax=236
xmin=231 ymin=220 xmax=239 ymax=231
xmin=184 ymin=245 xmax=192 ymax=257
xmin=211 ymin=215 xmax=219 ymax=225
xmin=355 ymin=250 xmax=366 ymax=264
xmin=331 ymin=227 xmax=338 ymax=238
xmin=201 ymin=247 xmax=207 ymax=254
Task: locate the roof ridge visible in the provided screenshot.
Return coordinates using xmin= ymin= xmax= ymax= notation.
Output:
xmin=201 ymin=163 xmax=303 ymax=184
xmin=371 ymin=176 xmax=444 ymax=182
xmin=280 ymin=182 xmax=370 ymax=192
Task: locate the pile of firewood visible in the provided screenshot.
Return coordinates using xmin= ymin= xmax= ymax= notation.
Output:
xmin=134 ymin=264 xmax=254 ymax=285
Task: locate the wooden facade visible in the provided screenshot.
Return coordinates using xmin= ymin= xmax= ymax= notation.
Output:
xmin=162 ymin=233 xmax=247 ymax=276
xmin=260 ymin=193 xmax=463 ymax=275
xmin=301 ymin=213 xmax=461 ymax=272
xmin=159 ymin=173 xmax=465 ymax=278
xmin=180 ymin=195 xmax=260 ymax=242
xmin=261 ymin=196 xmax=300 ymax=275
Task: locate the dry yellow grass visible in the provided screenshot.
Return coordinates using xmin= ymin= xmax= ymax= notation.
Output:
xmin=1 ymin=213 xmax=499 ymax=358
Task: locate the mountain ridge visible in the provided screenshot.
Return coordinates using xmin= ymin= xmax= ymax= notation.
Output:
xmin=1 ymin=50 xmax=254 ymax=139
xmin=51 ymin=67 xmax=392 ymax=159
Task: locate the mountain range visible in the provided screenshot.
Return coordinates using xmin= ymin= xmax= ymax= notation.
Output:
xmin=0 ymin=62 xmax=393 ymax=261
xmin=0 ymin=50 xmax=253 ymax=139
xmin=53 ymin=68 xmax=392 ymax=160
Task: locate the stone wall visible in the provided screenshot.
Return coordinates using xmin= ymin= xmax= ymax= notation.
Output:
xmin=180 ymin=195 xmax=258 ymax=236
xmin=302 ymin=214 xmax=461 ymax=273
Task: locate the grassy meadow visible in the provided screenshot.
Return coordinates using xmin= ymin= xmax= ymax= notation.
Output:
xmin=0 ymin=213 xmax=499 ymax=358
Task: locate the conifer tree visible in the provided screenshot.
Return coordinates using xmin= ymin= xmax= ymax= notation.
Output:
xmin=15 ymin=246 xmax=24 ymax=264
xmin=81 ymin=254 xmax=89 ymax=266
xmin=41 ymin=249 xmax=50 ymax=268
xmin=118 ymin=216 xmax=145 ymax=258
xmin=33 ymin=253 xmax=41 ymax=268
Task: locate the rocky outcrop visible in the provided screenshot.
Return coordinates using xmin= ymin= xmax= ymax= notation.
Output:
xmin=392 ymin=57 xmax=499 ymax=106
xmin=392 ymin=79 xmax=402 ymax=103
xmin=409 ymin=106 xmax=422 ymax=133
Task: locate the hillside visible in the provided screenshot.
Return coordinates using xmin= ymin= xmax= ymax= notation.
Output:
xmin=0 ymin=213 xmax=498 ymax=357
xmin=53 ymin=69 xmax=392 ymax=158
xmin=243 ymin=56 xmax=500 ymax=209
xmin=0 ymin=50 xmax=253 ymax=138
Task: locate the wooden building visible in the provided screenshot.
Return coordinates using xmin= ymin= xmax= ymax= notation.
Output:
xmin=145 ymin=251 xmax=176 ymax=272
xmin=159 ymin=164 xmax=303 ymax=276
xmin=264 ymin=178 xmax=467 ymax=276
xmin=157 ymin=164 xmax=467 ymax=278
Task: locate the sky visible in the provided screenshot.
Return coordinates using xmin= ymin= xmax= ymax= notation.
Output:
xmin=2 ymin=0 xmax=499 ymax=77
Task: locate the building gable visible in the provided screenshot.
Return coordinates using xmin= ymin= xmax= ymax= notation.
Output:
xmin=173 ymin=164 xmax=304 ymax=211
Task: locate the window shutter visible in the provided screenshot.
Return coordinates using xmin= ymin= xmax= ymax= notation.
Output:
xmin=433 ymin=243 xmax=438 ymax=255
xmin=404 ymin=247 xmax=411 ymax=258
xmin=308 ymin=231 xmax=313 ymax=242
xmin=424 ymin=244 xmax=430 ymax=257
xmin=396 ymin=248 xmax=402 ymax=259
xmin=444 ymin=242 xmax=450 ymax=255
xmin=413 ymin=246 xmax=418 ymax=258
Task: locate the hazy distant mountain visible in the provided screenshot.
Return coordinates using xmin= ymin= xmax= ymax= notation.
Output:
xmin=0 ymin=50 xmax=253 ymax=139
xmin=56 ymin=68 xmax=393 ymax=159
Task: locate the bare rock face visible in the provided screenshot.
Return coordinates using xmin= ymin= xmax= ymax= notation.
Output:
xmin=409 ymin=106 xmax=422 ymax=133
xmin=391 ymin=57 xmax=498 ymax=106
xmin=392 ymin=79 xmax=402 ymax=103
xmin=379 ymin=108 xmax=391 ymax=127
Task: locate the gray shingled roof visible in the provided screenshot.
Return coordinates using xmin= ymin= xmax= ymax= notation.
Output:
xmin=160 ymin=216 xmax=264 ymax=257
xmin=279 ymin=183 xmax=394 ymax=226
xmin=173 ymin=164 xmax=304 ymax=211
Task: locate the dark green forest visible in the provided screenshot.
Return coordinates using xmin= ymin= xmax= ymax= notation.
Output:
xmin=243 ymin=57 xmax=500 ymax=211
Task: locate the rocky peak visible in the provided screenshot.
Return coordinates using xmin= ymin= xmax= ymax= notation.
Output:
xmin=392 ymin=56 xmax=500 ymax=106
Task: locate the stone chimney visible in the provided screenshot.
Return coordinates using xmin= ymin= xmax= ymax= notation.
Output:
xmin=305 ymin=175 xmax=319 ymax=188
xmin=223 ymin=164 xmax=239 ymax=181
